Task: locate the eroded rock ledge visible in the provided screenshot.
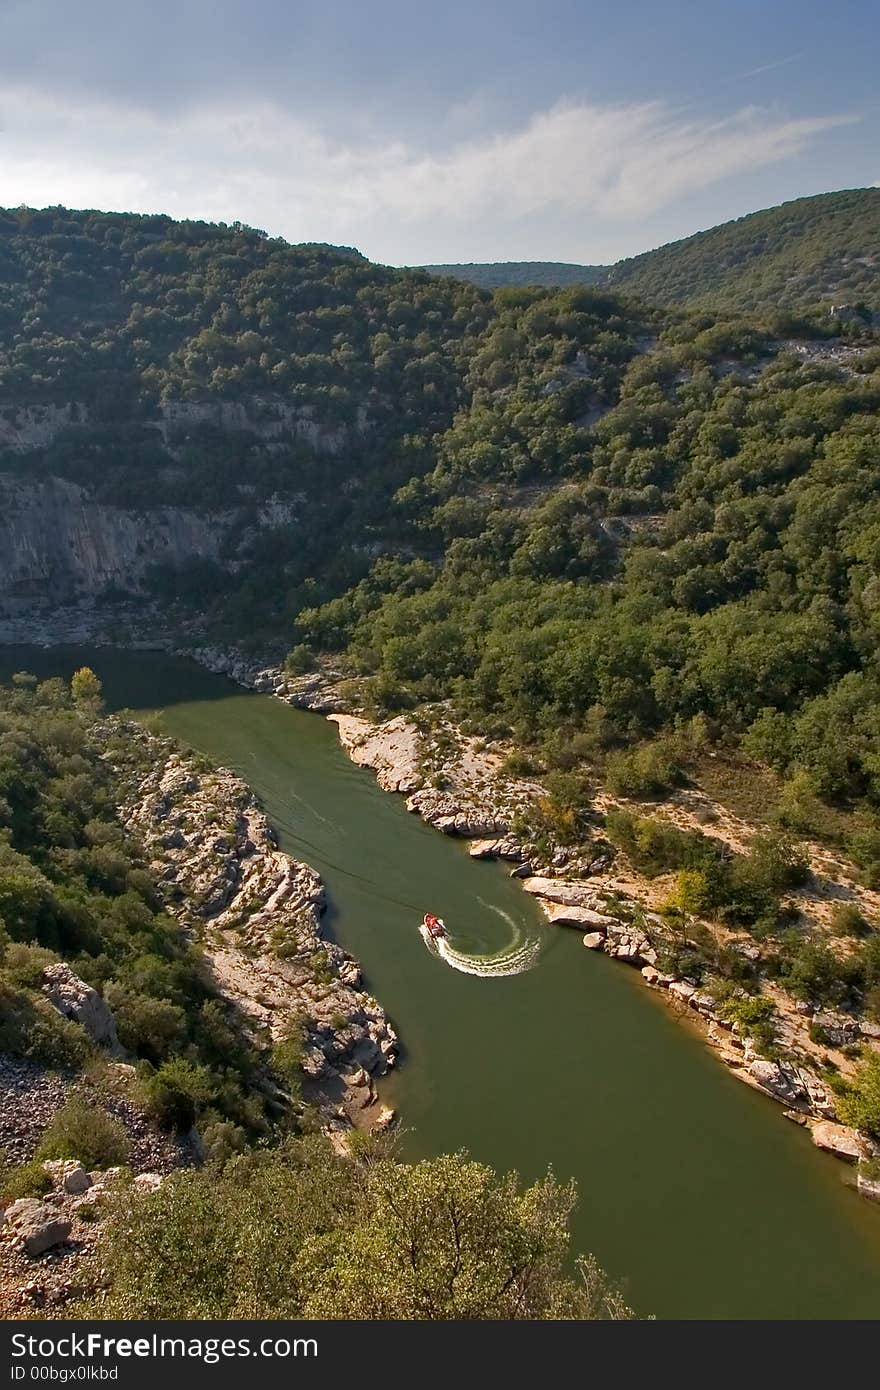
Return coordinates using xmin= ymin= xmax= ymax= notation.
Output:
xmin=115 ymin=722 xmax=397 ymax=1136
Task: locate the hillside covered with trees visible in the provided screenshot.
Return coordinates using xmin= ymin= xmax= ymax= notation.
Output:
xmin=606 ymin=188 xmax=880 ymax=313
xmin=416 ymin=189 xmax=880 ymax=313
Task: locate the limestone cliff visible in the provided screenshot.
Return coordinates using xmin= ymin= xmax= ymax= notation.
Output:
xmin=0 ymin=475 xmax=223 ymax=599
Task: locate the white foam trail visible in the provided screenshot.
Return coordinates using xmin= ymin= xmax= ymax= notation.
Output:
xmin=419 ymin=914 xmax=542 ymax=978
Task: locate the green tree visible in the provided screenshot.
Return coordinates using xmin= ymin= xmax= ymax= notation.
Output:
xmin=70 ymin=667 xmax=104 ymax=710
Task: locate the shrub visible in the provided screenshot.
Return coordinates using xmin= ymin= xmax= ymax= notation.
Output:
xmin=719 ymin=994 xmax=777 ymax=1053
xmin=830 ymin=904 xmax=874 ymax=938
xmin=140 ymin=1058 xmax=216 ymax=1132
xmin=273 ymin=1023 xmax=306 ymax=1096
xmin=0 ymin=1159 xmax=53 ymax=1203
xmin=103 ymin=983 xmax=186 ymax=1061
xmin=779 ymin=940 xmax=859 ymax=1008
xmin=285 ymin=645 xmax=315 ymax=675
xmin=0 ymin=979 xmax=92 ymax=1070
xmin=36 ymin=1095 xmax=131 ymax=1169
xmin=1 ymin=941 xmax=59 ymax=989
xmin=606 ymin=742 xmax=680 ymax=798
xmin=834 ymin=1052 xmax=880 ymax=1138
xmin=605 ymin=810 xmax=716 ymax=878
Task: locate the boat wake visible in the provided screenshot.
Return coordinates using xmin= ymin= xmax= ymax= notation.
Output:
xmin=419 ymin=901 xmax=542 ymax=977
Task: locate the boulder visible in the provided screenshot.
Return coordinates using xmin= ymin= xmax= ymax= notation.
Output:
xmin=812 ymin=1011 xmax=860 ymax=1047
xmin=132 ymin=1173 xmax=164 ymax=1194
xmin=747 ymin=1059 xmax=811 ymax=1106
xmin=469 ymin=839 xmax=501 ymax=859
xmin=41 ymin=962 xmax=121 ymax=1053
xmin=689 ymin=992 xmax=717 ymax=1016
xmin=641 ymin=966 xmax=660 ymax=985
xmin=4 ymin=1199 xmax=72 ymax=1258
xmin=667 ymin=981 xmax=697 ymax=1002
xmin=522 ymin=878 xmax=600 ymax=908
xmin=809 ymin=1121 xmax=866 ymax=1163
xmin=582 ymin=932 xmax=605 ymax=950
xmin=603 ymin=924 xmax=651 ymax=964
xmin=42 ymin=1160 xmax=91 ymax=1196
xmin=545 ymin=904 xmax=610 ymax=930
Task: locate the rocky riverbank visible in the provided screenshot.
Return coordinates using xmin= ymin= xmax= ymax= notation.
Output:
xmin=114 ymin=721 xmax=398 ymax=1136
xmin=183 ymin=647 xmax=880 ymax=1198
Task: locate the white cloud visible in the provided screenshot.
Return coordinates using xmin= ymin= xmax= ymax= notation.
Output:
xmin=0 ymin=84 xmax=857 ymax=261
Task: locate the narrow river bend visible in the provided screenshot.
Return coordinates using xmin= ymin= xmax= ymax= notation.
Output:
xmin=5 ymin=646 xmax=880 ymax=1320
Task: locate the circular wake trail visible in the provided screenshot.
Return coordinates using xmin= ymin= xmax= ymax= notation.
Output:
xmin=419 ymin=901 xmax=542 ymax=977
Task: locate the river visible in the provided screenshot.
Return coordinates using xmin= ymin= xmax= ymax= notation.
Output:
xmin=4 ymin=645 xmax=880 ymax=1319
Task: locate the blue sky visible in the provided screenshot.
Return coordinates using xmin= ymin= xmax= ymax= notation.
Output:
xmin=0 ymin=0 xmax=876 ymax=264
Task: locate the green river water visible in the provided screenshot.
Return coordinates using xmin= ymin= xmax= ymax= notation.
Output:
xmin=4 ymin=645 xmax=880 ymax=1319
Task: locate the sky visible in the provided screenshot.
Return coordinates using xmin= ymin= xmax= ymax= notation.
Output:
xmin=0 ymin=0 xmax=877 ymax=266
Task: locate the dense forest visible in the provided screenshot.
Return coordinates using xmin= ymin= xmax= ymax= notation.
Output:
xmin=296 ymin=282 xmax=880 ymax=882
xmin=420 ymin=189 xmax=880 ymax=311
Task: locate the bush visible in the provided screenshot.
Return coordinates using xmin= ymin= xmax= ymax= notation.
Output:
xmin=718 ymin=993 xmax=777 ymax=1053
xmin=1 ymin=942 xmax=59 ymax=989
xmin=272 ymin=1024 xmax=306 ymax=1097
xmin=140 ymin=1058 xmax=216 ymax=1132
xmin=606 ymin=742 xmax=680 ymax=798
xmin=0 ymin=979 xmax=92 ymax=1070
xmin=36 ymin=1095 xmax=131 ymax=1169
xmin=285 ymin=644 xmax=315 ymax=675
xmin=103 ymin=984 xmax=186 ymax=1061
xmin=834 ymin=1052 xmax=880 ymax=1138
xmin=830 ymin=904 xmax=874 ymax=938
xmin=605 ymin=809 xmax=717 ymax=878
xmin=0 ymin=1159 xmax=53 ymax=1202
xmin=779 ymin=940 xmax=859 ymax=1008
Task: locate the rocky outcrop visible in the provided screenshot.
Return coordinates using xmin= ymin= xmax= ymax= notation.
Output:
xmin=0 ymin=396 xmax=367 ymax=458
xmin=117 ymin=727 xmax=397 ymax=1131
xmin=3 ymin=1200 xmax=71 ymax=1258
xmin=523 ymin=878 xmax=602 ymax=907
xmin=808 ymin=1120 xmax=871 ymax=1163
xmin=0 ymin=475 xmax=222 ymax=600
xmin=0 ymin=1159 xmax=165 ymax=1314
xmin=329 ymin=714 xmax=425 ymax=794
xmin=41 ymin=964 xmax=121 ymax=1054
xmin=0 ymin=403 xmax=89 ymax=450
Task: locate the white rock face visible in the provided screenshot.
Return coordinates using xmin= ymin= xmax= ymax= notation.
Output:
xmin=329 ymin=714 xmax=425 ymax=794
xmin=543 ymin=904 xmax=611 ymax=928
xmin=0 ymin=474 xmax=221 ymax=600
xmin=41 ymin=963 xmax=121 ymax=1053
xmin=522 ymin=878 xmax=604 ymax=908
xmin=0 ymin=402 xmax=89 ymax=449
